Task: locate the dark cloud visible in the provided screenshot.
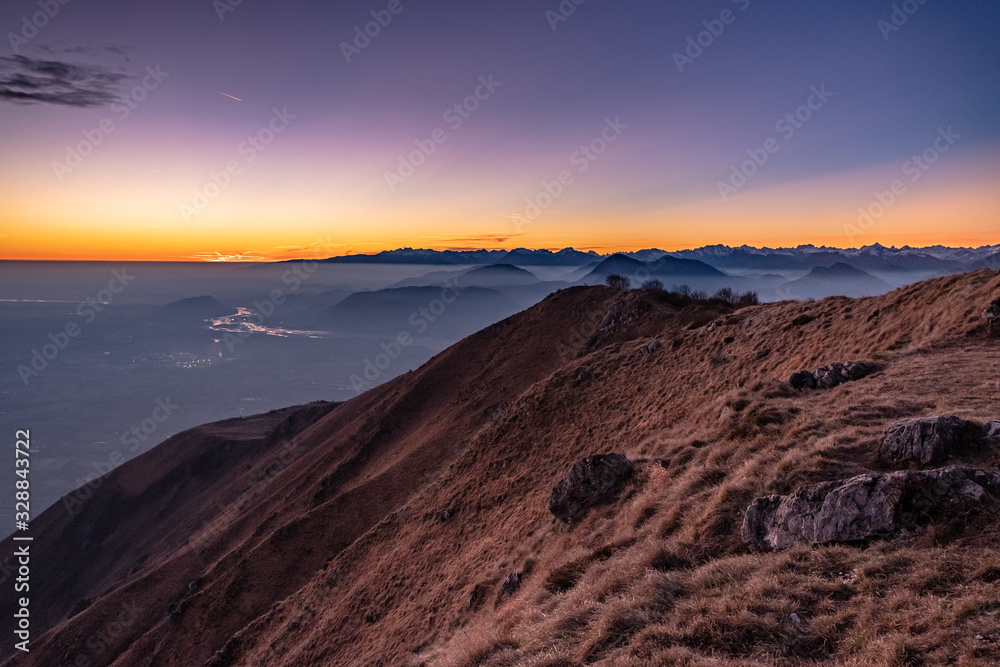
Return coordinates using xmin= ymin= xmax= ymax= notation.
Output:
xmin=36 ymin=44 xmax=131 ymax=60
xmin=0 ymin=54 xmax=128 ymax=107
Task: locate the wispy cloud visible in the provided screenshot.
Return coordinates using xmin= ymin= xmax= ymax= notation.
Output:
xmin=182 ymin=251 xmax=272 ymax=263
xmin=421 ymin=234 xmax=523 ymax=248
xmin=35 ymin=44 xmax=130 ymax=59
xmin=0 ymin=54 xmax=128 ymax=107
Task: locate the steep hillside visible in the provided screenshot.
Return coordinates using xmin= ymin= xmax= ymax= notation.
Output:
xmin=4 ymin=271 xmax=1000 ymax=667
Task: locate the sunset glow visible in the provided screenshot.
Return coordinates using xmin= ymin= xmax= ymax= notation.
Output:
xmin=1 ymin=1 xmax=997 ymax=261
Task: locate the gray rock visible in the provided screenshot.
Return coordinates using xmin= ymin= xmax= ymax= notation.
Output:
xmin=814 ymin=361 xmax=880 ymax=389
xmin=813 ymin=366 xmax=845 ymax=390
xmin=742 ymin=466 xmax=1000 ymax=551
xmin=789 ymin=362 xmax=879 ymax=390
xmin=549 ymin=454 xmax=634 ymax=523
xmin=879 ymin=415 xmax=978 ymax=466
xmin=842 ymin=361 xmax=881 ymax=381
xmin=984 ymin=298 xmax=1000 ymax=335
xmin=983 ymin=421 xmax=1000 ymax=448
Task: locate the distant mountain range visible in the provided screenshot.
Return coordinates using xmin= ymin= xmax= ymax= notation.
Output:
xmin=300 ymin=244 xmax=1000 ymax=275
xmin=271 ymin=244 xmax=1000 ymax=309
xmin=666 ymin=243 xmax=1000 ymax=274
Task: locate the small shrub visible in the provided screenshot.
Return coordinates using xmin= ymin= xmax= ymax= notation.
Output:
xmin=606 ymin=274 xmax=631 ymax=290
xmin=641 ymin=279 xmax=665 ymax=292
xmin=650 ymin=289 xmax=694 ymax=309
xmin=713 ymin=287 xmax=738 ymax=303
xmin=710 ymin=287 xmax=759 ymax=308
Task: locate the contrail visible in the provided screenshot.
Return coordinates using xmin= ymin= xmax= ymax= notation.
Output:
xmin=216 ymin=91 xmax=244 ymax=102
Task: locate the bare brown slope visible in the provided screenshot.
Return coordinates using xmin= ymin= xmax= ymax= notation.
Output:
xmin=0 ymin=286 xmax=639 ymax=667
xmin=5 ymin=271 xmax=1000 ymax=667
xmin=0 ymin=402 xmax=337 ymax=658
xmin=211 ymin=270 xmax=1000 ymax=667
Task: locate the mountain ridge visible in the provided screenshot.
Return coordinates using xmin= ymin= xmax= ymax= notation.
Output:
xmin=285 ymin=243 xmax=1000 ymax=268
xmin=287 ymin=245 xmax=1000 ymax=274
xmin=4 ymin=270 xmax=1000 ymax=666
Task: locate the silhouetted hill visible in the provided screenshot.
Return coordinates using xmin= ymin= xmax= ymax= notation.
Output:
xmin=326 ymin=285 xmax=521 ymax=336
xmin=390 ymin=264 xmax=542 ymax=289
xmin=582 ymin=253 xmax=726 ymax=284
xmin=806 ymin=262 xmax=872 ymax=278
xmin=581 ymin=253 xmax=646 ymax=280
xmin=461 ymin=263 xmax=539 ymax=285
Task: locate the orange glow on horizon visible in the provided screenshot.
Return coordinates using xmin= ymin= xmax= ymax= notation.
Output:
xmin=3 ymin=144 xmax=997 ymax=262
xmin=4 ymin=230 xmax=1000 ymax=263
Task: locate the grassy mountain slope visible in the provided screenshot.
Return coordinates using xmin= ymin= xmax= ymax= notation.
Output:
xmin=4 ymin=271 xmax=1000 ymax=666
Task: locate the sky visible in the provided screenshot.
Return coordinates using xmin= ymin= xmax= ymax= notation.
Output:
xmin=0 ymin=0 xmax=998 ymax=261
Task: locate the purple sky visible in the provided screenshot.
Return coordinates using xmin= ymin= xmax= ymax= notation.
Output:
xmin=1 ymin=0 xmax=998 ymax=259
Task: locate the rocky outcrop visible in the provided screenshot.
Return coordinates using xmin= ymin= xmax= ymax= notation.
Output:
xmin=742 ymin=466 xmax=1000 ymax=551
xmin=879 ymin=416 xmax=979 ymax=466
xmin=549 ymin=454 xmax=634 ymax=523
xmin=788 ymin=361 xmax=880 ymax=390
xmin=984 ymin=298 xmax=1000 ymax=335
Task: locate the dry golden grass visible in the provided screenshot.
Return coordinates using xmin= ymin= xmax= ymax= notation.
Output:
xmin=396 ymin=272 xmax=1000 ymax=667
xmin=9 ymin=271 xmax=1000 ymax=667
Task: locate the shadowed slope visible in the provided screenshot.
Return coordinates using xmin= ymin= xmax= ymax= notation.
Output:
xmin=0 ymin=287 xmax=634 ymax=666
